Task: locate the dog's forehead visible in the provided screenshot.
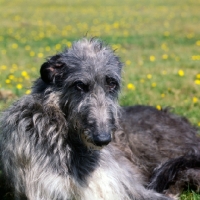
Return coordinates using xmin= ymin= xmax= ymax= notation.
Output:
xmin=65 ymin=58 xmax=120 ymax=85
xmin=61 ymin=39 xmax=122 ymax=83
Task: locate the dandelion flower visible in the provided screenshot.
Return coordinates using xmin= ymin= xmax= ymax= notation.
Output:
xmin=67 ymin=42 xmax=72 ymax=48
xmin=30 ymin=51 xmax=35 ymax=57
xmin=5 ymin=79 xmax=11 ymax=84
xmin=38 ymin=53 xmax=44 ymax=58
xmin=113 ymin=22 xmax=119 ymax=29
xmin=151 ymin=82 xmax=157 ymax=87
xmin=187 ymin=33 xmax=194 ymax=39
xmin=126 ymin=60 xmax=131 ymax=66
xmin=45 ymin=46 xmax=51 ymax=51
xmin=1 ymin=65 xmax=7 ymax=70
xmin=147 ymin=74 xmax=152 ymax=79
xmin=196 ymin=74 xmax=200 ymax=79
xmin=195 ymin=80 xmax=200 ymax=85
xmin=164 ymin=31 xmax=170 ymax=37
xmin=161 ymin=93 xmax=165 ymax=98
xmin=21 ymin=71 xmax=28 ymax=77
xmin=150 ymin=56 xmax=156 ymax=62
xmin=16 ymin=84 xmax=23 ymax=89
xmin=196 ymin=40 xmax=200 ymax=46
xmin=193 ymin=97 xmax=198 ymax=103
xmin=127 ymin=83 xmax=135 ymax=90
xmin=26 ymin=90 xmax=31 ymax=94
xmin=178 ymin=70 xmax=184 ymax=77
xmin=161 ymin=43 xmax=168 ymax=51
xmin=55 ymin=44 xmax=61 ymax=50
xmin=192 ymin=55 xmax=200 ymax=60
xmin=8 ymin=75 xmax=15 ymax=80
xmin=156 ymin=105 xmax=162 ymax=110
xmin=12 ymin=43 xmax=18 ymax=49
xmin=162 ymin=54 xmax=168 ymax=60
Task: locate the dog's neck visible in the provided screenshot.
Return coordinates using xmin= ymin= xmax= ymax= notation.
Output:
xmin=67 ymin=128 xmax=100 ymax=185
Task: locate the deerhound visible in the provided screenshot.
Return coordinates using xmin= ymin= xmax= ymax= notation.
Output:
xmin=1 ymin=38 xmax=200 ymax=200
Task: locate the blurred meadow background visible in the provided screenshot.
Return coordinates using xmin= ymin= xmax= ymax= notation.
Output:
xmin=0 ymin=0 xmax=200 ymax=199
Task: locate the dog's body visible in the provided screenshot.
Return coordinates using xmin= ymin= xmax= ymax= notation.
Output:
xmin=117 ymin=106 xmax=200 ymax=194
xmin=0 ymin=97 xmax=170 ymax=200
xmin=1 ymin=38 xmax=200 ymax=200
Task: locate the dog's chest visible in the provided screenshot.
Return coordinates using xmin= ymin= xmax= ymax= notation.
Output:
xmin=80 ymin=167 xmax=122 ymax=200
xmin=75 ymin=153 xmax=135 ymax=200
xmin=76 ymin=168 xmax=123 ymax=200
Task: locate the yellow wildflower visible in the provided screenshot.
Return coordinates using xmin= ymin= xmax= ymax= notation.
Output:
xmin=12 ymin=43 xmax=18 ymax=49
xmin=5 ymin=79 xmax=11 ymax=84
xmin=192 ymin=55 xmax=200 ymax=60
xmin=178 ymin=70 xmax=184 ymax=77
xmin=156 ymin=105 xmax=162 ymax=110
xmin=16 ymin=84 xmax=23 ymax=90
xmin=147 ymin=74 xmax=152 ymax=79
xmin=30 ymin=51 xmax=35 ymax=57
xmin=196 ymin=74 xmax=200 ymax=79
xmin=126 ymin=60 xmax=131 ymax=66
xmin=150 ymin=56 xmax=156 ymax=62
xmin=127 ymin=83 xmax=135 ymax=90
xmin=55 ymin=44 xmax=61 ymax=50
xmin=196 ymin=40 xmax=200 ymax=46
xmin=195 ymin=80 xmax=200 ymax=85
xmin=161 ymin=43 xmax=168 ymax=51
xmin=45 ymin=46 xmax=51 ymax=51
xmin=26 ymin=90 xmax=31 ymax=94
xmin=193 ymin=97 xmax=198 ymax=103
xmin=163 ymin=31 xmax=170 ymax=37
xmin=8 ymin=75 xmax=15 ymax=80
xmin=113 ymin=22 xmax=119 ymax=29
xmin=161 ymin=93 xmax=165 ymax=98
xmin=21 ymin=71 xmax=28 ymax=77
xmin=1 ymin=65 xmax=7 ymax=70
xmin=38 ymin=53 xmax=44 ymax=58
xmin=187 ymin=33 xmax=194 ymax=39
xmin=151 ymin=82 xmax=157 ymax=87
xmin=162 ymin=54 xmax=168 ymax=60
xmin=67 ymin=42 xmax=72 ymax=48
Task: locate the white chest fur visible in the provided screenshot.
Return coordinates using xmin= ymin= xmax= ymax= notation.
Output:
xmin=74 ymin=147 xmax=143 ymax=200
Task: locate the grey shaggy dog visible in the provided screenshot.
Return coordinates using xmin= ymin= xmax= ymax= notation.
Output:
xmin=0 ymin=38 xmax=200 ymax=200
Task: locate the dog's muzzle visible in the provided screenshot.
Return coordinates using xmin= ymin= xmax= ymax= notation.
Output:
xmin=81 ymin=131 xmax=112 ymax=150
xmin=92 ymin=133 xmax=111 ymax=146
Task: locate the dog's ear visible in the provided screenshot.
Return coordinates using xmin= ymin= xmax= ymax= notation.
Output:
xmin=40 ymin=55 xmax=65 ymax=85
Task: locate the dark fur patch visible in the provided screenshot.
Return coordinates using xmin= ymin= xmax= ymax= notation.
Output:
xmin=148 ymin=154 xmax=200 ymax=192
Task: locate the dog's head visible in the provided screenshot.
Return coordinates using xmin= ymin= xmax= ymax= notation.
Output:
xmin=39 ymin=38 xmax=122 ymax=150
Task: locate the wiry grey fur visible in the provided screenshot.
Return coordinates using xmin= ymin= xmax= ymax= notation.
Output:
xmin=0 ymin=38 xmax=200 ymax=200
xmin=118 ymin=106 xmax=200 ymax=195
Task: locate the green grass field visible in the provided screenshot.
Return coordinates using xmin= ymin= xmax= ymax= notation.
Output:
xmin=0 ymin=0 xmax=200 ymax=199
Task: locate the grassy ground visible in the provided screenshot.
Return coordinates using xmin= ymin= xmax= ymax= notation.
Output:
xmin=0 ymin=0 xmax=200 ymax=199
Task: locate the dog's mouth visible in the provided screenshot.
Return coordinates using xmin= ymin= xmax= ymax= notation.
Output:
xmin=81 ymin=131 xmax=112 ymax=150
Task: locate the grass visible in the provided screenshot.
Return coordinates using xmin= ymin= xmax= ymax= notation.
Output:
xmin=0 ymin=0 xmax=200 ymax=199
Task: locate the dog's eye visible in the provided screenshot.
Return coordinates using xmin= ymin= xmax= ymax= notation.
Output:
xmin=74 ymin=81 xmax=88 ymax=92
xmin=106 ymin=78 xmax=118 ymax=92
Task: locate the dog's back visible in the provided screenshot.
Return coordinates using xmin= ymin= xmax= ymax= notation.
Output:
xmin=115 ymin=105 xmax=200 ymax=194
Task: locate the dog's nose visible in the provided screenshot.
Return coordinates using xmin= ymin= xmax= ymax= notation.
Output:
xmin=93 ymin=133 xmax=111 ymax=146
